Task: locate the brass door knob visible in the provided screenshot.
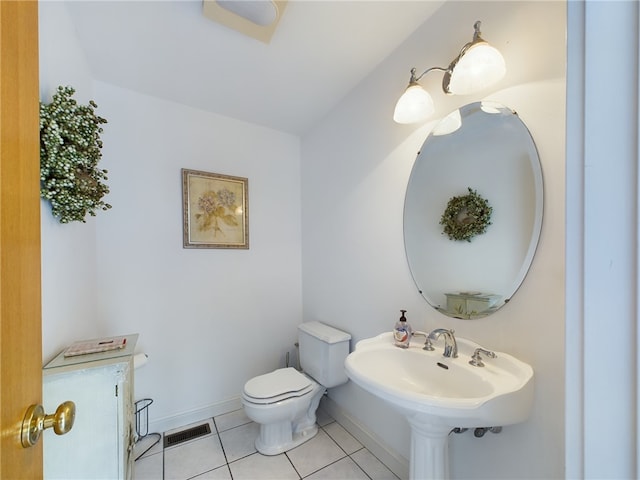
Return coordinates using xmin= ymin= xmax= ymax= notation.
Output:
xmin=21 ymin=401 xmax=76 ymax=448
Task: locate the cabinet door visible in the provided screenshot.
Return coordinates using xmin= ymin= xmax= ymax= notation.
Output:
xmin=43 ymin=363 xmax=128 ymax=479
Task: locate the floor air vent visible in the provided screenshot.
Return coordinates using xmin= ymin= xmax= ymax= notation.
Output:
xmin=164 ymin=423 xmax=211 ymax=448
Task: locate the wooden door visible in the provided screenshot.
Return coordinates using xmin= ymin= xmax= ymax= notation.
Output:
xmin=0 ymin=1 xmax=43 ymax=478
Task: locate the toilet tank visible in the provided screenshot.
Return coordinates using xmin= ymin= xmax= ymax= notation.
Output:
xmin=298 ymin=321 xmax=351 ymax=388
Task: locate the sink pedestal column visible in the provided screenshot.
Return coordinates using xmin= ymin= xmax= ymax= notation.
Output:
xmin=408 ymin=417 xmax=452 ymax=480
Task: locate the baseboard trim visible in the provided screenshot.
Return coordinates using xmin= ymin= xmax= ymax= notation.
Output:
xmin=320 ymin=396 xmax=410 ymax=480
xmin=147 ymin=396 xmax=242 ymax=434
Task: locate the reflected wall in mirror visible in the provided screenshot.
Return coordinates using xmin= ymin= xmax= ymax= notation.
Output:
xmin=403 ymin=101 xmax=543 ymax=319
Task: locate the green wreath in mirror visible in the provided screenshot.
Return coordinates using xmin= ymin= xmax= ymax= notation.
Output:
xmin=40 ymin=86 xmax=111 ymax=223
xmin=439 ymin=187 xmax=492 ymax=242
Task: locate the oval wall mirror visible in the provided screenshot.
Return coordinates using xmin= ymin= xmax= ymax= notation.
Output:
xmin=403 ymin=101 xmax=543 ymax=319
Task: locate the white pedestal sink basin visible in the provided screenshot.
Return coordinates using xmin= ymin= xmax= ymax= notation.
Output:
xmin=344 ymin=332 xmax=534 ymax=479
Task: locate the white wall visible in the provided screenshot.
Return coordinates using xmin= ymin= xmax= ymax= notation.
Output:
xmin=39 ymin=1 xmax=101 ymax=359
xmin=93 ymin=83 xmax=303 ymax=429
xmin=39 ymin=2 xmax=304 ymax=432
xmin=301 ymin=2 xmax=565 ymax=479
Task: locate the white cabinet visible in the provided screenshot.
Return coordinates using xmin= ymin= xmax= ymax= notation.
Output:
xmin=43 ymin=334 xmax=138 ymax=480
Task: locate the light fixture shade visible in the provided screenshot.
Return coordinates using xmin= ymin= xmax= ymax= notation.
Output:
xmin=393 ymin=84 xmax=435 ymax=124
xmin=444 ymin=42 xmax=506 ymax=95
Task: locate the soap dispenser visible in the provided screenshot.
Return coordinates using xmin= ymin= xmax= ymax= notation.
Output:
xmin=393 ymin=309 xmax=412 ymax=348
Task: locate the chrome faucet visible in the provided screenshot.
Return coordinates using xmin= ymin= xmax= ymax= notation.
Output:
xmin=427 ymin=328 xmax=458 ymax=358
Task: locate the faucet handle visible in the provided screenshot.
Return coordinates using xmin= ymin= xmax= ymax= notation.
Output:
xmin=423 ymin=337 xmax=435 ymax=351
xmin=409 ymin=331 xmax=435 ymax=351
xmin=469 ymin=348 xmax=497 ymax=367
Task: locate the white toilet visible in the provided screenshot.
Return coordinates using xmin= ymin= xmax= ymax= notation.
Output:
xmin=241 ymin=321 xmax=351 ymax=455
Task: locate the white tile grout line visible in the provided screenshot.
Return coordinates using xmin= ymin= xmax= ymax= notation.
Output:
xmin=150 ymin=415 xmax=395 ymax=480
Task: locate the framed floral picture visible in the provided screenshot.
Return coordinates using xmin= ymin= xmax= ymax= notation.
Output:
xmin=182 ymin=169 xmax=249 ymax=249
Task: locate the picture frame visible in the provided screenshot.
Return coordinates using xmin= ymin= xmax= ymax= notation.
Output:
xmin=182 ymin=168 xmax=249 ymax=249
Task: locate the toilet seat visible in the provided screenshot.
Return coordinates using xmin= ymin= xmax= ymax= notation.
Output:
xmin=243 ymin=367 xmax=315 ymax=405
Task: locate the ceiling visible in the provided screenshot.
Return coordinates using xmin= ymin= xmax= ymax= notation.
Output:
xmin=64 ymin=1 xmax=444 ymax=136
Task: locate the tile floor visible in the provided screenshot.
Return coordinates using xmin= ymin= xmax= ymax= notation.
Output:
xmin=134 ymin=407 xmax=399 ymax=480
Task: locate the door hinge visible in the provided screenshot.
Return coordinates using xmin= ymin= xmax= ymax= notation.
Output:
xmin=115 ymin=385 xmax=119 ymax=397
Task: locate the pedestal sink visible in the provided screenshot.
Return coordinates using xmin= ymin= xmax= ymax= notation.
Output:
xmin=344 ymin=332 xmax=534 ymax=480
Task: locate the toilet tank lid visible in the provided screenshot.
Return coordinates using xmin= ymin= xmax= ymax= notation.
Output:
xmin=298 ymin=321 xmax=351 ymax=344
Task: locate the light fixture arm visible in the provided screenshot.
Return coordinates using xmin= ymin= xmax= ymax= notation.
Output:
xmin=409 ymin=66 xmax=448 ymax=85
xmin=445 ymin=21 xmax=487 ymax=72
xmin=409 ymin=21 xmax=486 ymax=85
xmin=458 ymin=21 xmax=488 ymax=59
xmin=473 ymin=20 xmax=484 ymax=42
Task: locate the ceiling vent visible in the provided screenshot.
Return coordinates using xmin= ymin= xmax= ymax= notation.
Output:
xmin=202 ymin=0 xmax=288 ymax=44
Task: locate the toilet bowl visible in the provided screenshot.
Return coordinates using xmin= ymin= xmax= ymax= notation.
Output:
xmin=242 ymin=367 xmax=325 ymax=455
xmin=241 ymin=321 xmax=351 ymax=455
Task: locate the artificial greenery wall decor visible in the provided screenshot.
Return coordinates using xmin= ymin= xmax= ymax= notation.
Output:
xmin=439 ymin=187 xmax=493 ymax=242
xmin=40 ymin=85 xmax=111 ymax=223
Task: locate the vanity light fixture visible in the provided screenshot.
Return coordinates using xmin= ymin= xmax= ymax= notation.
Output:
xmin=393 ymin=21 xmax=506 ymax=124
